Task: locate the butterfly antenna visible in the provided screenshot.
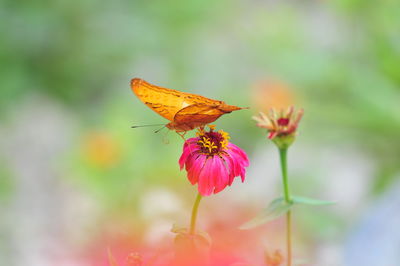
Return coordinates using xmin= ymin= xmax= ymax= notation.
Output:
xmin=131 ymin=123 xmax=165 ymax=129
xmin=154 ymin=125 xmax=166 ymax=133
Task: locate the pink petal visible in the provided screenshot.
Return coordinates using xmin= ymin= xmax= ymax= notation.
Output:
xmin=212 ymin=157 xmax=224 ymax=188
xmin=268 ymin=131 xmax=278 ymax=139
xmin=225 ymin=147 xmax=248 ymax=183
xmin=213 ymin=157 xmax=229 ymax=193
xmin=184 ymin=153 xmax=196 ymax=172
xmin=186 ymin=137 xmax=199 ymax=145
xmin=198 ymin=157 xmax=214 ymax=196
xmin=239 ymin=165 xmax=246 ymax=182
xmin=222 ymin=153 xmax=236 ymax=185
xmin=179 ymin=147 xmax=191 ymax=170
xmin=228 ymin=143 xmax=249 ymax=167
xmin=179 ymin=140 xmax=200 ymax=170
xmin=187 ymin=155 xmax=205 ymax=185
xmin=182 ymin=145 xmax=200 ymax=168
xmin=225 ymin=149 xmax=242 ymax=177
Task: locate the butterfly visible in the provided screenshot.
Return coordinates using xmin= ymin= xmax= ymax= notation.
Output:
xmin=130 ymin=78 xmax=245 ymax=133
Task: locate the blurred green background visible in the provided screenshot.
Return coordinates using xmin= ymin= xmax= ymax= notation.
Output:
xmin=1 ymin=0 xmax=399 ymax=265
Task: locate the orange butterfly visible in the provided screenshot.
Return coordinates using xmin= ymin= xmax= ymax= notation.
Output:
xmin=130 ymin=78 xmax=244 ymax=132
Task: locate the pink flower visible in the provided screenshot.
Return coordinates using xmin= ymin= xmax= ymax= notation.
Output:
xmin=178 ymin=126 xmax=249 ymax=196
xmin=253 ymin=106 xmax=303 ymax=140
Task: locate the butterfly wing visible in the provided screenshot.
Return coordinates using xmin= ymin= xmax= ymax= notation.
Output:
xmin=131 ymin=78 xmax=225 ymax=121
xmin=172 ymin=103 xmax=239 ymax=130
xmin=131 ymin=78 xmax=244 ymax=131
xmin=131 ymin=78 xmax=188 ymax=121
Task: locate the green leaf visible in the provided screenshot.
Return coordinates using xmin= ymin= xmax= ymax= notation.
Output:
xmin=171 ymin=224 xmax=188 ymax=234
xmin=292 ymin=196 xmax=336 ymax=206
xmin=107 ymin=249 xmax=120 ymax=266
xmin=240 ymin=197 xmax=293 ymax=230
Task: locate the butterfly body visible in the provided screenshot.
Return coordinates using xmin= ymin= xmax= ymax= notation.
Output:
xmin=131 ymin=78 xmax=243 ymax=132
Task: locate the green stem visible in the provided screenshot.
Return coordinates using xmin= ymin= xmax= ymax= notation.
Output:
xmin=279 ymin=148 xmax=291 ymax=203
xmin=279 ymin=148 xmax=292 ymax=266
xmin=189 ymin=193 xmax=203 ymax=235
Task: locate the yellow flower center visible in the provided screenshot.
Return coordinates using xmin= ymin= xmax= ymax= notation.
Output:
xmin=196 ymin=125 xmax=230 ymax=155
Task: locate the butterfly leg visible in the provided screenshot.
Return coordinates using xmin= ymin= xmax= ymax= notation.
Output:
xmin=176 ymin=131 xmax=187 ymax=142
xmin=177 ymin=131 xmax=197 ymax=155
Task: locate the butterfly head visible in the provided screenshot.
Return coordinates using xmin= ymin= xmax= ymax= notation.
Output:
xmin=166 ymin=121 xmax=196 ymax=132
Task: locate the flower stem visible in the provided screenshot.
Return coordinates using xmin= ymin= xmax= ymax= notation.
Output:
xmin=279 ymin=148 xmax=292 ymax=266
xmin=279 ymin=148 xmax=291 ymax=203
xmin=189 ymin=193 xmax=203 ymax=235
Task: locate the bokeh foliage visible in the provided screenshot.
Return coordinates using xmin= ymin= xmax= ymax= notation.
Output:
xmin=1 ymin=0 xmax=399 ymax=264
